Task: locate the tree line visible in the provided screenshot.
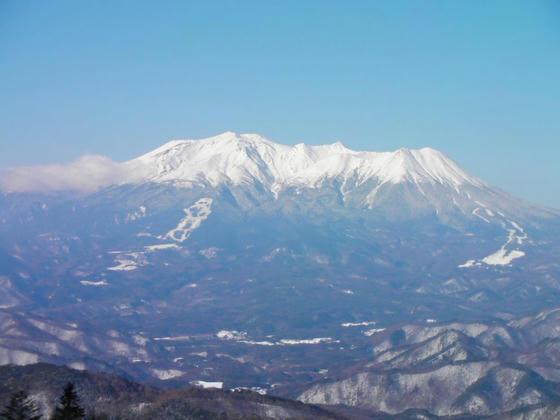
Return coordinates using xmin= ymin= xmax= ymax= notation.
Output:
xmin=0 ymin=382 xmax=90 ymax=420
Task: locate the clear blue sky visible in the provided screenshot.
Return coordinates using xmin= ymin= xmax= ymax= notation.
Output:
xmin=1 ymin=1 xmax=559 ymax=208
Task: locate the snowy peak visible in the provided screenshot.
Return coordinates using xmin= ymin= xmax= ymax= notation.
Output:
xmin=387 ymin=147 xmax=482 ymax=186
xmin=125 ymin=132 xmax=484 ymax=191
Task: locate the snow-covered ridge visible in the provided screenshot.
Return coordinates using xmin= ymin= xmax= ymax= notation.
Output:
xmin=0 ymin=131 xmax=485 ymax=193
xmin=123 ymin=131 xmax=485 ymax=191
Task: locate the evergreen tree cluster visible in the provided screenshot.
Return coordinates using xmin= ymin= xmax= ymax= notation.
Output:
xmin=0 ymin=382 xmax=85 ymax=420
xmin=0 ymin=390 xmax=41 ymax=420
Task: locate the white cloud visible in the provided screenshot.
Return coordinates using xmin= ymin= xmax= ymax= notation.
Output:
xmin=0 ymin=155 xmax=126 ymax=193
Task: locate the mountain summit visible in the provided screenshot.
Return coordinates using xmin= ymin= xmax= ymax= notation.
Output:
xmin=125 ymin=131 xmax=484 ymax=192
xmin=113 ymin=132 xmax=552 ymax=226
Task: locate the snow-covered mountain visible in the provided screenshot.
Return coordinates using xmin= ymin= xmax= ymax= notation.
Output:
xmin=124 ymin=131 xmax=483 ymax=190
xmin=121 ymin=132 xmax=545 ymax=222
xmin=1 ymin=132 xmax=560 ymax=417
xmin=2 ymin=131 xmax=556 ymax=223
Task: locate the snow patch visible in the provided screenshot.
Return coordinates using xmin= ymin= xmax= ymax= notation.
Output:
xmin=193 ymin=380 xmax=223 ymax=389
xmin=107 ymin=252 xmax=145 ymax=271
xmin=151 ymin=368 xmax=185 ymax=380
xmin=342 ymin=321 xmax=377 ymax=327
xmin=239 ymin=340 xmax=275 ymax=346
xmin=217 ymin=330 xmax=338 ymax=346
xmin=132 ymin=335 xmax=149 ymax=346
xmin=461 ymin=219 xmax=527 ymax=267
xmin=472 ymin=208 xmax=490 ymax=223
xmin=159 ymin=198 xmax=212 ymax=243
xmin=482 ymin=249 xmax=525 ymax=266
xmin=363 ymin=328 xmax=386 ymax=336
xmin=217 ymin=330 xmax=247 ymax=340
xmin=261 ymin=247 xmax=287 ymax=262
xmin=69 ymin=361 xmax=86 ymax=370
xmin=144 ymin=243 xmax=181 ymax=251
xmin=279 ymin=337 xmax=339 ymax=345
xmin=153 ymin=335 xmax=190 ymax=341
xmin=125 ymin=205 xmax=146 ymax=222
xmin=199 ymin=247 xmax=218 ymax=259
xmin=458 ymin=260 xmax=477 ymax=268
xmin=80 ymin=280 xmax=108 ymax=286
xmin=0 ymin=347 xmax=39 ymax=365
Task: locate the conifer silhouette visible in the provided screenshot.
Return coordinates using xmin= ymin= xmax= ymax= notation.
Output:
xmin=51 ymin=382 xmax=84 ymax=420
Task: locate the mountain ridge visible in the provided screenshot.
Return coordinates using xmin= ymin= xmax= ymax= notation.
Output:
xmin=1 ymin=131 xmax=486 ymax=195
xmin=4 ymin=132 xmax=557 ymax=225
xmin=124 ymin=131 xmax=486 ymax=191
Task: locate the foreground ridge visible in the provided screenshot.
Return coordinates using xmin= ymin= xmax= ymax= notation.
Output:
xmin=0 ymin=363 xmax=343 ymax=419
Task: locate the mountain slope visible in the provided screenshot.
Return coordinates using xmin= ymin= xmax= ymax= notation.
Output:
xmin=0 ymin=132 xmax=559 ymax=418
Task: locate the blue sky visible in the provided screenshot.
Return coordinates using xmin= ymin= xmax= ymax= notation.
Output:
xmin=1 ymin=1 xmax=559 ymax=207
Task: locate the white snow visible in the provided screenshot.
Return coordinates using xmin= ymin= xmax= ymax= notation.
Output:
xmin=132 ymin=335 xmax=149 ymax=346
xmin=193 ymin=380 xmax=223 ymax=389
xmin=80 ymin=280 xmax=108 ymax=286
xmin=0 ymin=347 xmax=39 ymax=365
xmin=69 ymin=361 xmax=86 ymax=370
xmin=279 ymin=337 xmax=339 ymax=345
xmin=107 ymin=260 xmax=138 ymax=271
xmin=460 ymin=219 xmax=527 ymax=268
xmin=482 ymin=248 xmax=525 ymax=266
xmin=239 ymin=340 xmax=276 ymax=346
xmin=458 ymin=260 xmax=477 ymax=268
xmin=472 ymin=208 xmax=490 ymax=223
xmin=481 ymin=221 xmax=527 ymax=266
xmin=342 ymin=321 xmax=377 ymax=327
xmin=144 ymin=243 xmax=181 ymax=251
xmin=216 ymin=330 xmax=338 ymax=346
xmin=3 ymin=132 xmax=495 ymax=205
xmin=122 ymin=132 xmax=486 ymax=194
xmin=151 ymin=368 xmax=185 ymax=380
xmin=125 ymin=205 xmax=146 ymax=222
xmin=363 ymin=328 xmax=386 ymax=336
xmin=153 ymin=335 xmax=190 ymax=341
xmin=107 ymin=252 xmax=145 ymax=271
xmin=261 ymin=247 xmax=287 ymax=262
xmin=159 ymin=198 xmax=213 ymax=242
xmin=199 ymin=247 xmax=218 ymax=259
xmin=217 ymin=330 xmax=247 ymax=340
xmin=26 ymin=319 xmax=85 ymax=349
xmin=232 ymin=386 xmax=268 ymax=395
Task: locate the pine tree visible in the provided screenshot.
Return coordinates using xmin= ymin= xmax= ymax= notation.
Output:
xmin=50 ymin=382 xmax=84 ymax=420
xmin=0 ymin=390 xmax=42 ymax=420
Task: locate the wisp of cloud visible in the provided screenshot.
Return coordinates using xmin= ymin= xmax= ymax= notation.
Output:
xmin=0 ymin=155 xmax=126 ymax=193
